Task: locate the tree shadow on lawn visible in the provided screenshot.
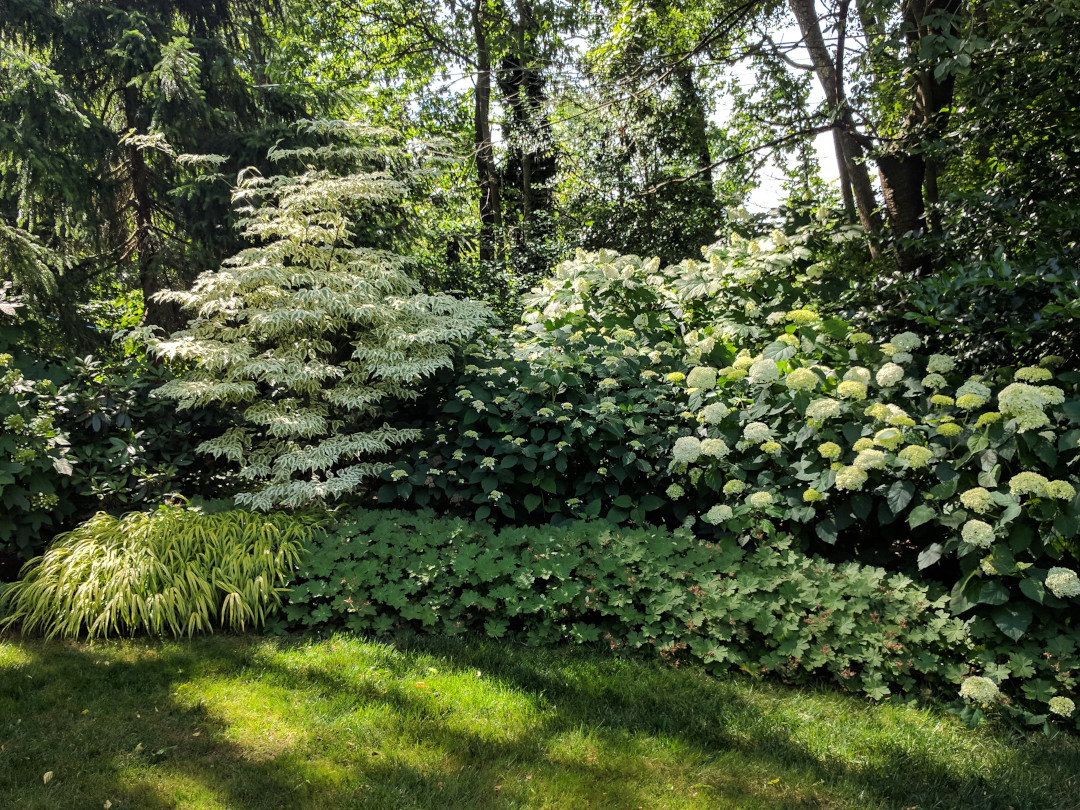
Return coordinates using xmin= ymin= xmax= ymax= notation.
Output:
xmin=383 ymin=634 xmax=1080 ymax=810
xmin=1 ymin=634 xmax=1078 ymax=810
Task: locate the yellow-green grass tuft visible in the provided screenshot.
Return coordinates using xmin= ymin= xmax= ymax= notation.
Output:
xmin=0 ymin=505 xmax=314 ymax=639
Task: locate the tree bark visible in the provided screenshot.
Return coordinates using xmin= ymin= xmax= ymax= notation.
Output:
xmin=472 ymin=0 xmax=501 ymax=265
xmin=673 ymin=62 xmax=714 ymax=188
xmin=788 ymin=0 xmax=882 ymax=254
xmin=124 ymin=84 xmax=183 ymax=332
xmin=833 ymin=0 xmax=856 ymax=222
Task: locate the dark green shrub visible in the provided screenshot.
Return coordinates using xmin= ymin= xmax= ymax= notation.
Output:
xmin=55 ymin=352 xmax=233 ymax=511
xmin=0 ymin=351 xmax=74 ymax=562
xmin=844 ymin=253 xmax=1080 ymax=371
xmin=0 ymin=504 xmax=315 ymax=638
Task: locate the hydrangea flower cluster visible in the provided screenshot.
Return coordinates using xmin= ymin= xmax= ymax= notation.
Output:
xmin=743 ymin=422 xmax=772 ymax=443
xmin=835 ymin=466 xmax=868 ymax=491
xmin=997 ymin=382 xmax=1052 ymax=431
xmin=702 ymin=504 xmax=734 ymax=524
xmin=837 ymin=380 xmax=868 ymax=400
xmin=818 ymin=442 xmax=841 ymax=460
xmin=1049 ymin=696 xmax=1076 ymax=717
xmin=687 ymin=366 xmax=717 ymax=389
xmin=785 ymin=367 xmax=819 ymax=391
xmin=672 ymin=436 xmax=702 ymax=464
xmin=748 ymin=358 xmax=780 ymax=384
xmin=700 ymin=403 xmax=729 ymax=424
xmin=1045 ymin=567 xmax=1080 ymax=599
xmin=747 ymin=491 xmax=774 ymax=508
xmin=959 ymin=676 xmax=999 ymax=705
xmin=961 ymin=519 xmax=995 ymax=548
xmin=875 ymin=363 xmax=905 ymax=387
xmin=959 ymin=487 xmax=994 ymax=514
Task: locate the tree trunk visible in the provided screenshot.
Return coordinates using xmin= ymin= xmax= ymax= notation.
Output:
xmin=124 ymin=84 xmax=182 ymax=332
xmin=472 ymin=0 xmax=500 ymax=265
xmin=789 ymin=0 xmax=882 ymax=254
xmin=854 ymin=0 xmax=963 ymax=274
xmin=833 ymin=0 xmax=856 ymax=222
xmin=673 ymin=62 xmax=714 ymax=187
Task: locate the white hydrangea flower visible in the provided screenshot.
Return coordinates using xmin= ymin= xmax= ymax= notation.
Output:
xmin=843 ymin=366 xmax=872 ymax=384
xmin=666 ymin=483 xmax=685 ymax=500
xmin=1049 ymin=696 xmax=1076 ymax=717
xmin=891 ymin=331 xmax=922 ymax=352
xmin=747 ymin=491 xmax=774 ymax=508
xmin=1046 ymin=567 xmax=1080 ymax=599
xmin=892 ymin=351 xmax=913 ymax=364
xmin=960 ymin=676 xmax=999 ymax=704
xmin=1046 ymin=480 xmax=1077 ymax=500
xmin=837 ymin=381 xmax=868 ymax=400
xmin=1009 ymin=472 xmax=1049 ymax=497
xmin=687 ymin=366 xmax=718 ymax=389
xmin=961 ymin=519 xmax=995 ymax=548
xmin=672 ymin=436 xmax=702 ymax=464
xmin=702 ymin=504 xmax=734 ymax=524
xmin=633 ymin=313 xmax=649 ymax=329
xmin=998 ymin=382 xmax=1051 ymax=431
xmin=835 ymin=466 xmax=869 ymax=490
xmin=1015 ymin=366 xmax=1053 ymax=382
xmin=896 ymin=445 xmax=934 ymax=468
xmin=806 ymin=398 xmax=842 ymax=421
xmin=723 ymin=479 xmax=747 ymax=495
xmin=785 ymin=367 xmax=819 ymax=391
xmin=749 ymin=358 xmax=780 ymax=384
xmin=876 ymin=362 xmax=905 ymax=387
xmin=732 ymin=353 xmax=755 ymax=370
xmin=957 ymin=380 xmax=992 ymax=401
xmin=743 ymin=422 xmax=773 ymax=443
xmin=853 ymin=449 xmax=887 ymax=470
xmin=960 ymin=487 xmax=994 ymax=514
xmin=700 ymin=403 xmax=730 ymax=424
xmin=1040 ymin=385 xmax=1066 ymax=405
xmin=700 ymin=438 xmax=730 ymax=458
xmin=926 ymin=354 xmax=955 ymax=373
xmin=922 ymin=373 xmax=948 ymax=390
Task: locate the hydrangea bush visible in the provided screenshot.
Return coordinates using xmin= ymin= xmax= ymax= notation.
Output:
xmin=656 ymin=318 xmax=1079 ymax=728
xmin=376 ymin=228 xmax=1079 ymax=729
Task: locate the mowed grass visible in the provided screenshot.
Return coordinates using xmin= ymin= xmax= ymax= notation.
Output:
xmin=1 ymin=634 xmax=1078 ymax=810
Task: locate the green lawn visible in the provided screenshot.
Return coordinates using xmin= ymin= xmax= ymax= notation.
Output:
xmin=1 ymin=634 xmax=1077 ymax=810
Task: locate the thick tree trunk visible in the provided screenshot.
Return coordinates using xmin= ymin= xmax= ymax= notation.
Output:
xmin=495 ymin=0 xmax=557 ymax=276
xmin=472 ymin=0 xmax=500 ymax=264
xmin=789 ymin=0 xmax=882 ymax=254
xmin=673 ymin=62 xmax=714 ymax=187
xmin=854 ymin=0 xmax=963 ymax=274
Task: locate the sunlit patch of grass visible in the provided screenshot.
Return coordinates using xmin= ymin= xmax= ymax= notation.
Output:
xmin=1 ymin=633 xmax=1078 ymax=809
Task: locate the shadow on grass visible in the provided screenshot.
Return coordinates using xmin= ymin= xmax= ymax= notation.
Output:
xmin=1 ymin=634 xmax=1077 ymax=810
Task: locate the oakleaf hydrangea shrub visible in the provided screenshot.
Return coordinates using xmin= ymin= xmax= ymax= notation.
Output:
xmin=285 ymin=508 xmax=974 ymax=707
xmin=0 ymin=352 xmax=74 ymax=562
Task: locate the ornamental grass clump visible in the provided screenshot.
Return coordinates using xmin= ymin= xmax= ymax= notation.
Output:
xmin=0 ymin=505 xmax=314 ymax=638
